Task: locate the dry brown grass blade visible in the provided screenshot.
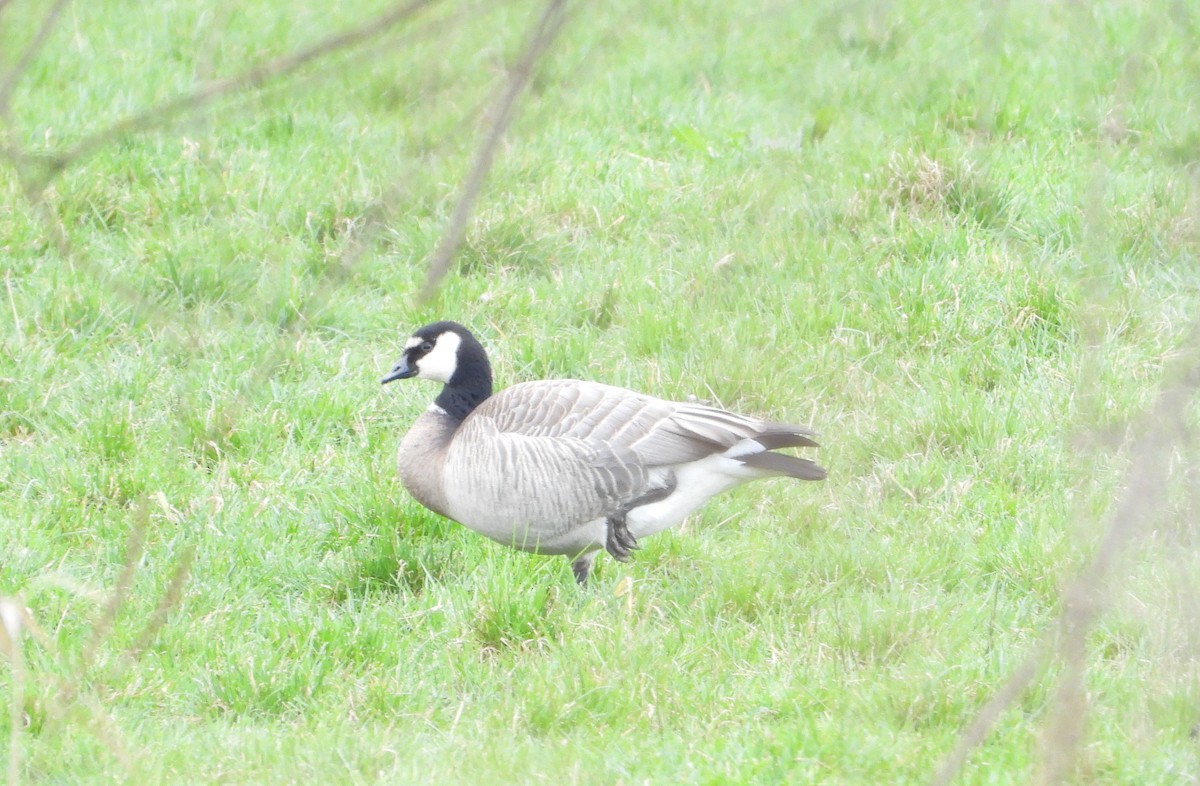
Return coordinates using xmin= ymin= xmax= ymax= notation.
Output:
xmin=420 ymin=0 xmax=571 ymax=301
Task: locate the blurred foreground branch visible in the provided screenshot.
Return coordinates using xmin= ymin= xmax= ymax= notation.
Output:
xmin=1 ymin=0 xmax=438 ymax=189
xmin=931 ymin=324 xmax=1200 ymax=785
xmin=2 ymin=517 xmax=195 ymax=782
xmin=420 ymin=0 xmax=570 ymax=300
xmin=0 ymin=0 xmax=70 ymax=123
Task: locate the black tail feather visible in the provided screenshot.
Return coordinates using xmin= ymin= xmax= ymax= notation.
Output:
xmin=754 ymin=427 xmax=820 ymax=450
xmin=740 ymin=450 xmax=827 ymax=480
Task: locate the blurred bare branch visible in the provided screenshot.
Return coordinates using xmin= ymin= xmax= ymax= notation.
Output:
xmin=2 ymin=591 xmax=136 ymax=778
xmin=932 ymin=326 xmax=1200 ymax=785
xmin=1036 ymin=350 xmax=1200 ymax=783
xmin=930 ymin=648 xmax=1047 ymax=786
xmin=85 ymin=516 xmax=149 ymax=661
xmin=1 ymin=599 xmax=27 ymax=786
xmin=127 ymin=546 xmax=195 ymax=661
xmin=0 ymin=0 xmax=70 ymax=121
xmin=420 ymin=0 xmax=570 ymax=300
xmin=0 ymin=0 xmax=455 ymax=347
xmin=2 ymin=528 xmax=194 ymax=780
xmin=4 ymin=0 xmax=438 ymax=189
xmin=0 ymin=0 xmax=575 ymax=314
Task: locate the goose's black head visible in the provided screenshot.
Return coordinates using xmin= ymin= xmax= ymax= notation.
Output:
xmin=381 ymin=321 xmax=493 ymax=421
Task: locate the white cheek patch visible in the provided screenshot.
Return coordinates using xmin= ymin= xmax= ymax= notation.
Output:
xmin=416 ymin=331 xmax=462 ymax=383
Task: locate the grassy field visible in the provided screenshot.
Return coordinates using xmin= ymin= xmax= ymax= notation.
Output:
xmin=2 ymin=0 xmax=1200 ymax=782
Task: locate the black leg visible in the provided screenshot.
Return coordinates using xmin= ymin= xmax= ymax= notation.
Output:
xmin=571 ymin=552 xmax=596 ymax=586
xmin=605 ymin=473 xmax=677 ymax=562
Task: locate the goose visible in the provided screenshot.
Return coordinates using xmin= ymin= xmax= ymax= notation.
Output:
xmin=381 ymin=321 xmax=826 ymax=584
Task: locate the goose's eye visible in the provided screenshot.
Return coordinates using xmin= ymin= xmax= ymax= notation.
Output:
xmin=419 ymin=341 xmax=434 ymax=354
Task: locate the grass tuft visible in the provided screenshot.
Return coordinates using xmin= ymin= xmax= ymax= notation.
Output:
xmin=884 ymin=151 xmax=1017 ymax=231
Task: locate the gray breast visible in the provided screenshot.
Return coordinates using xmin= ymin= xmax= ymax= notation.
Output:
xmin=397 ymin=408 xmax=455 ymax=519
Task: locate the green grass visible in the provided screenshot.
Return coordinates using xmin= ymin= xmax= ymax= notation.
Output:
xmin=2 ymin=0 xmax=1200 ymax=782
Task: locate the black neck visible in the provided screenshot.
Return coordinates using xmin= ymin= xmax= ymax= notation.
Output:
xmin=434 ymin=356 xmax=493 ymax=422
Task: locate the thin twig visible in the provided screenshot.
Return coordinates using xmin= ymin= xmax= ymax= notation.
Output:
xmin=13 ymin=0 xmax=438 ymax=185
xmin=0 ymin=0 xmax=72 ymax=118
xmin=929 ymin=647 xmax=1048 ymax=786
xmin=127 ymin=546 xmax=195 ymax=660
xmin=420 ymin=0 xmax=571 ymax=300
xmin=330 ymin=0 xmax=525 ymax=278
xmin=1035 ymin=358 xmax=1200 ymax=783
xmin=931 ymin=338 xmax=1200 ymax=785
xmin=9 ymin=539 xmax=195 ymax=779
xmin=1 ymin=599 xmax=26 ymax=786
xmin=85 ymin=517 xmax=149 ymax=660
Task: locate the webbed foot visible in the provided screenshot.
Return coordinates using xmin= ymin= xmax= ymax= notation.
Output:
xmin=604 ymin=473 xmax=677 ymax=563
xmin=606 ymin=510 xmax=639 ymax=562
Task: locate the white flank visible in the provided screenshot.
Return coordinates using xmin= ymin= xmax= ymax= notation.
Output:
xmin=626 ymin=454 xmax=764 ymax=539
xmin=724 ymin=438 xmax=765 ymax=458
